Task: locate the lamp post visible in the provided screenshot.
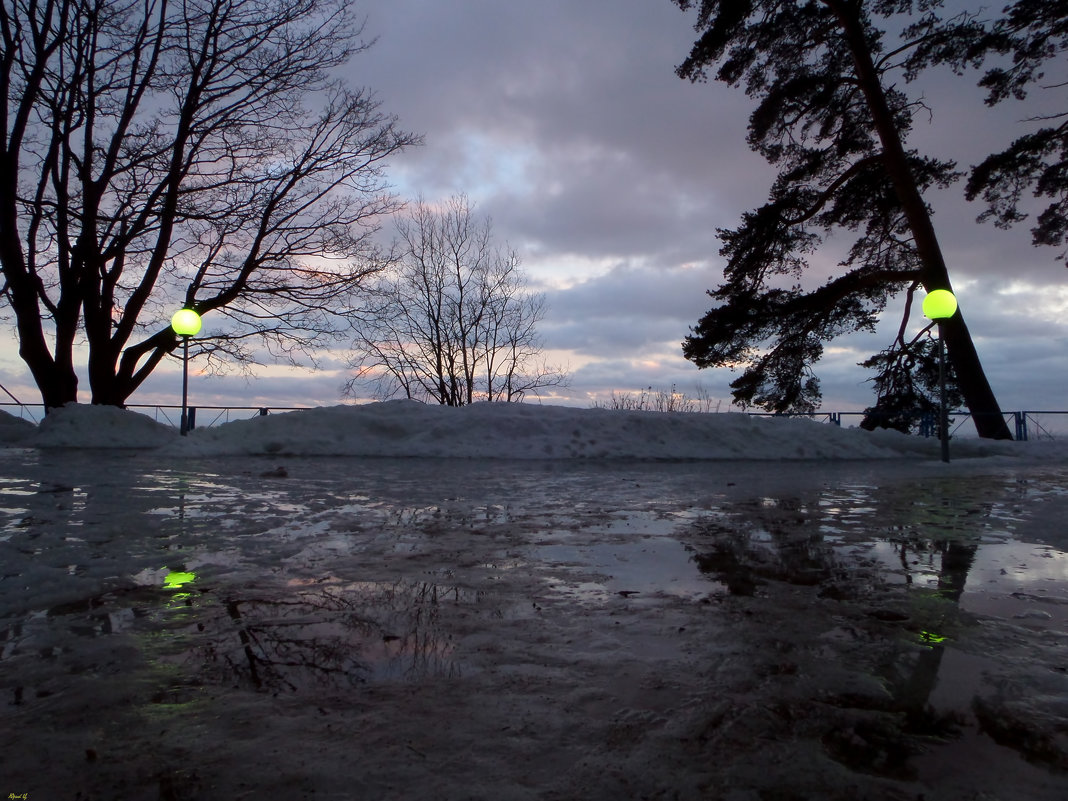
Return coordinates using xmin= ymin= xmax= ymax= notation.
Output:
xmin=170 ymin=308 xmax=202 ymax=436
xmin=922 ymin=289 xmax=957 ymax=463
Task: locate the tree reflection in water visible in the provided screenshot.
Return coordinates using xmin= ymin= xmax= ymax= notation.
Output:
xmin=684 ymin=475 xmax=1047 ymax=777
xmin=158 ymin=579 xmax=471 ymax=693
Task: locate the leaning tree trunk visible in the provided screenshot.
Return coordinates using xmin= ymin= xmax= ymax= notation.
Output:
xmin=832 ymin=0 xmax=1013 ymax=439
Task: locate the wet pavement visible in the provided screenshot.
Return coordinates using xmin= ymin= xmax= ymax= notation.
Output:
xmin=0 ymin=450 xmax=1066 ymax=800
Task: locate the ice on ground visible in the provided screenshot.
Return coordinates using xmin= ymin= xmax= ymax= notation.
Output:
xmin=9 ymin=400 xmax=1067 ymax=461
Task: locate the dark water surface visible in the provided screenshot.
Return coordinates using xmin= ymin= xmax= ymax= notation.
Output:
xmin=1 ymin=450 xmax=1065 ymax=799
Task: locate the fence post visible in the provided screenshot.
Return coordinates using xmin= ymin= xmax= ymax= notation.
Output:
xmin=259 ymin=407 xmax=269 ymax=416
xmin=1014 ymin=412 xmax=1027 ymax=442
xmin=919 ymin=411 xmax=934 ymax=438
xmin=188 ymin=407 xmax=196 ymax=431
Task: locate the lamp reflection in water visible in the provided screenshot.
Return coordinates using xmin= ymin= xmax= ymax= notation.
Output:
xmin=163 ymin=569 xmax=197 ymax=590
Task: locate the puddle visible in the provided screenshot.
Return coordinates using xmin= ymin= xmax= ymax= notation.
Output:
xmin=685 ymin=471 xmax=1068 ymax=614
xmin=1 ymin=454 xmax=1067 ymax=800
xmin=528 ymin=510 xmax=717 ymax=601
xmin=535 ymin=538 xmax=717 ymax=600
xmin=679 ymin=468 xmax=1068 ymax=781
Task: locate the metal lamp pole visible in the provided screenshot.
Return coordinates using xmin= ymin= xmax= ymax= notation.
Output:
xmin=922 ymin=290 xmax=957 ymax=463
xmin=937 ymin=328 xmax=948 ymax=463
xmin=180 ymin=334 xmax=191 ymax=435
xmin=171 ymin=309 xmax=203 ymax=436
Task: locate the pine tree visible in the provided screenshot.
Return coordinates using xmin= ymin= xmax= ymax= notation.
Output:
xmin=965 ymin=0 xmax=1068 ymax=263
xmin=672 ymin=0 xmax=1012 ymax=438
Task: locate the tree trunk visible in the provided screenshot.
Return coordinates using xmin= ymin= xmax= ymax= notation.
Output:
xmin=831 ymin=0 xmax=1012 ymax=439
xmin=6 ymin=284 xmax=79 ymax=410
xmin=0 ymin=174 xmax=77 ymax=410
xmin=25 ymin=350 xmax=79 ymax=411
xmin=89 ymin=359 xmax=128 ymax=407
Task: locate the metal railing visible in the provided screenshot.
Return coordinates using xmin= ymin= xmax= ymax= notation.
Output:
xmin=745 ymin=410 xmax=1066 ymax=440
xmin=0 ymin=401 xmax=312 ymax=429
xmin=1008 ymin=411 xmax=1067 ymax=441
xmin=126 ymin=404 xmax=312 ymax=430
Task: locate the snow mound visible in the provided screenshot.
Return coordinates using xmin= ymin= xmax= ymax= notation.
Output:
xmin=0 ymin=408 xmax=36 ymax=445
xmin=157 ymin=400 xmax=1023 ymax=461
xmin=11 ymin=400 xmax=1062 ymax=461
xmin=193 ymin=401 xmax=895 ymax=459
xmin=33 ymin=403 xmax=177 ymax=449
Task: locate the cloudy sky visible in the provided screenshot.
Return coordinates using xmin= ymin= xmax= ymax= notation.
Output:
xmin=2 ymin=0 xmax=1064 ymax=417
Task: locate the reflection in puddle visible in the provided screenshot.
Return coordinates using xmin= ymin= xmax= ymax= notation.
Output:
xmin=168 ymin=579 xmax=473 ymax=688
xmin=13 ymin=578 xmax=481 ymax=695
xmin=528 ymin=510 xmax=714 ymax=600
xmin=686 ymin=474 xmax=1068 ymax=615
xmin=682 ymin=471 xmax=1068 ymax=775
xmin=535 ymin=537 xmax=715 ymax=600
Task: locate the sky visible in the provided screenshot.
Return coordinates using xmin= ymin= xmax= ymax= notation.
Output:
xmin=1 ymin=0 xmax=1065 ymax=417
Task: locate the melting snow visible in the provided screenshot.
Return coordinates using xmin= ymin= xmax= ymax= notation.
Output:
xmin=6 ymin=400 xmax=1065 ymax=461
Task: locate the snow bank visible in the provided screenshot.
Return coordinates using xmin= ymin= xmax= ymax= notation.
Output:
xmin=165 ymin=400 xmax=910 ymax=460
xmin=33 ymin=403 xmax=176 ymax=449
xmin=0 ymin=408 xmax=36 ymax=445
xmin=9 ymin=399 xmax=1063 ymax=462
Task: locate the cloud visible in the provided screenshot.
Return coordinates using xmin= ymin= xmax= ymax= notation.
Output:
xmin=358 ymin=0 xmax=770 ymax=265
xmin=540 ymin=262 xmax=715 ymax=356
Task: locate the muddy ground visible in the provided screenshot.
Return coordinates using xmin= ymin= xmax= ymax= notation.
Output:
xmin=1 ymin=451 xmax=1066 ymax=800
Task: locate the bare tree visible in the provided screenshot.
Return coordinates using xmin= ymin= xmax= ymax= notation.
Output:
xmin=0 ymin=0 xmax=418 ymax=409
xmin=347 ymin=195 xmax=567 ymax=405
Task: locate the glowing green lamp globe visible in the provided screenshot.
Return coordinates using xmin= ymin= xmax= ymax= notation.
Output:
xmin=922 ymin=289 xmax=957 ymax=320
xmin=171 ymin=308 xmax=202 ymax=336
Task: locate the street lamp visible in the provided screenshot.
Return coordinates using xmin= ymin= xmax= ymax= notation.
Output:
xmin=170 ymin=308 xmax=202 ymax=436
xmin=922 ymin=289 xmax=957 ymax=463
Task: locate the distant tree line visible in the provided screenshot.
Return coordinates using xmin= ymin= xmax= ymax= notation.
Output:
xmin=591 ymin=384 xmax=723 ymax=413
